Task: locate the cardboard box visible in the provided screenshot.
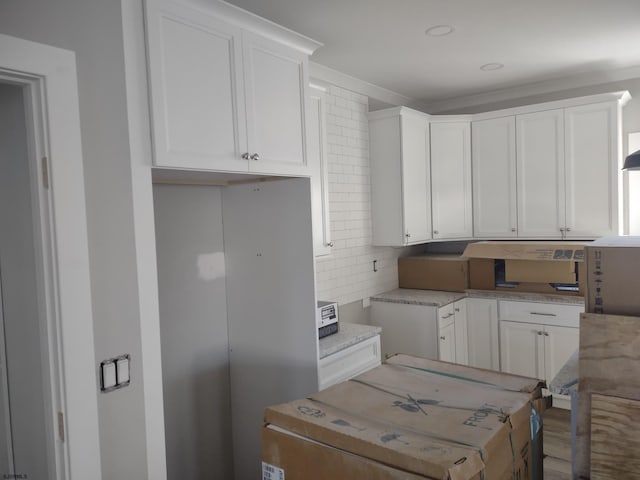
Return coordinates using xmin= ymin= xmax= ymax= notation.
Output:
xmin=398 ymin=255 xmax=469 ymax=292
xmin=463 ymin=241 xmax=587 ymax=295
xmin=585 ymin=236 xmax=640 ymax=315
xmin=263 ymin=355 xmax=547 ymax=480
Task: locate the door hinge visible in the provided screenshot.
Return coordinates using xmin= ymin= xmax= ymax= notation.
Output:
xmin=57 ymin=411 xmax=65 ymax=442
xmin=42 ymin=156 xmax=50 ymax=189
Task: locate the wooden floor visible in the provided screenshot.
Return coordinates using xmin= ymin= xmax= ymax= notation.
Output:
xmin=543 ymin=407 xmax=572 ymax=480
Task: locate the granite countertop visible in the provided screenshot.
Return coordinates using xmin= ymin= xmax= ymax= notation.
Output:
xmin=319 ymin=322 xmax=381 ymax=359
xmin=371 ymin=288 xmax=584 ymax=307
xmin=465 ymin=289 xmax=585 ymax=305
xmin=370 ymin=288 xmax=467 ymax=307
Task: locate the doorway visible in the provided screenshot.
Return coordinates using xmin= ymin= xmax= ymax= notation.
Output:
xmin=0 ymin=80 xmax=54 ymax=480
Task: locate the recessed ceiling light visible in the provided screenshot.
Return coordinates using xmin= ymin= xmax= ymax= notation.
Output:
xmin=425 ymin=25 xmax=454 ymax=37
xmin=480 ymin=63 xmax=504 ymax=71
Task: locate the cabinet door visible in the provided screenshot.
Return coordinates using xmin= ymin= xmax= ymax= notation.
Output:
xmin=516 ymin=109 xmax=565 ymax=238
xmin=438 ymin=322 xmax=456 ymax=363
xmin=370 ymin=302 xmax=438 ymax=360
xmin=453 ymin=300 xmax=468 ymax=365
xmin=242 ymin=31 xmax=309 ymax=176
xmin=472 ymin=116 xmax=518 ymax=238
xmin=430 ymin=122 xmax=473 ymax=239
xmin=145 ymin=0 xmax=248 ymax=171
xmin=400 ymin=115 xmax=432 ymax=244
xmin=308 ymin=87 xmax=332 ymax=256
xmin=466 ymin=298 xmax=500 ymax=371
xmin=544 ymin=325 xmax=579 ymax=383
xmin=564 ymin=102 xmax=619 ymax=238
xmin=369 ymin=110 xmax=431 ymax=246
xmin=500 ymin=320 xmax=545 ymax=379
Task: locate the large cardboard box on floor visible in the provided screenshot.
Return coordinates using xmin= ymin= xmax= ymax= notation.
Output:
xmin=398 ymin=255 xmax=469 ymax=292
xmin=263 ymin=355 xmax=547 ymax=480
xmin=584 ymin=236 xmax=640 ymax=315
xmin=462 ymin=241 xmax=587 ymax=296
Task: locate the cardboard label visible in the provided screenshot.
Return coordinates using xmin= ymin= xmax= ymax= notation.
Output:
xmin=262 ymin=461 xmax=285 ymax=480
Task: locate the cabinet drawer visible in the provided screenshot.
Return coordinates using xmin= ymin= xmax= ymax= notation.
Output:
xmin=438 ymin=303 xmax=455 ymax=328
xmin=498 ymin=300 xmax=583 ymax=328
xmin=318 ymin=335 xmax=381 ymax=390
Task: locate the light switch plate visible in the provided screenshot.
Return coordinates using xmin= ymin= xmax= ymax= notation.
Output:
xmin=100 ymin=354 xmax=131 ymax=393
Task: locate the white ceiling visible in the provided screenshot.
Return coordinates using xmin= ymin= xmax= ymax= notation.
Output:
xmin=224 ymin=0 xmax=640 ymax=107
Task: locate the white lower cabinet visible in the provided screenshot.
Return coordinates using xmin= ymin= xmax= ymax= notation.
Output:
xmin=499 ymin=299 xmax=582 ymax=408
xmin=318 ymin=335 xmax=381 ymax=391
xmin=437 ymin=300 xmax=467 ymax=364
xmin=465 ymin=298 xmax=500 ymax=371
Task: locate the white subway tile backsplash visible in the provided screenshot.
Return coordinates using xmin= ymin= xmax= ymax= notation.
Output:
xmin=314 ymin=84 xmax=417 ymax=306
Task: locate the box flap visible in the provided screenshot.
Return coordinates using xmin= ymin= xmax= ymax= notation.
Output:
xmin=589 ymin=236 xmax=640 ymax=247
xmin=463 ymin=241 xmax=588 ymax=262
xmin=385 ymin=354 xmax=545 ymax=395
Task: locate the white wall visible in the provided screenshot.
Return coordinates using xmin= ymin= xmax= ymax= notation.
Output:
xmin=314 ymin=85 xmax=421 ymax=312
xmin=0 ymin=2 xmax=150 ymax=478
xmin=0 ymin=84 xmax=48 ymax=479
xmin=153 ymin=184 xmax=233 ymax=480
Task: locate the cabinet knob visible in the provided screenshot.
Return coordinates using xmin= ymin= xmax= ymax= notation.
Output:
xmin=560 ymin=227 xmax=565 ymax=232
xmin=454 ymin=308 xmax=460 ymax=312
xmin=250 ymin=153 xmax=260 ymax=161
xmin=536 ymin=331 xmax=544 ymax=336
xmin=326 ymin=241 xmax=334 ymax=247
xmin=433 ymin=230 xmax=439 ymax=235
xmin=511 ymin=228 xmax=517 ymax=232
xmin=566 ymin=227 xmax=571 ymax=232
xmin=405 ymin=233 xmax=411 ymax=238
xmin=241 ymin=152 xmax=250 ymax=160
xmin=440 ymin=336 xmax=446 ymax=340
xmin=544 ymin=331 xmax=550 ymax=337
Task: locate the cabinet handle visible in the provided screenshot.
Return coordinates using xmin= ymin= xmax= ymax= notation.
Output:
xmin=511 ymin=227 xmax=517 ymax=232
xmin=454 ymin=308 xmax=460 ymax=312
xmin=530 ymin=311 xmax=557 ymax=317
xmin=242 ymin=152 xmax=250 ymax=160
xmin=250 ymin=153 xmax=260 ymax=161
xmin=442 ymin=313 xmax=453 ymax=319
xmin=326 ymin=241 xmax=334 ymax=247
xmin=440 ymin=336 xmax=446 ymax=340
xmin=566 ymin=227 xmax=571 ymax=232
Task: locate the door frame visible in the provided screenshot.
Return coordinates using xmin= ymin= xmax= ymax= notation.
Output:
xmin=0 ymin=34 xmax=102 ymax=479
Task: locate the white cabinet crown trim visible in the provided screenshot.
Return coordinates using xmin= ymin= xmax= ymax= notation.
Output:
xmin=174 ymin=0 xmax=322 ymax=54
xmin=471 ymin=91 xmax=630 ymax=122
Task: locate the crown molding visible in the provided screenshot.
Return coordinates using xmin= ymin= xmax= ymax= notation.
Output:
xmin=309 ymin=61 xmax=431 ymax=112
xmin=424 ymin=64 xmax=640 ymax=114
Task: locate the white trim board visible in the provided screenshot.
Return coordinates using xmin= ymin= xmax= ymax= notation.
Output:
xmin=0 ymin=34 xmax=102 ymax=479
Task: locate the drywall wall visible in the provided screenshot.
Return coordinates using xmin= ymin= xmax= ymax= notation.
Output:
xmin=0 ymin=1 xmax=150 ymax=478
xmin=0 ymin=84 xmax=48 ymax=479
xmin=153 ymin=184 xmax=233 ymax=480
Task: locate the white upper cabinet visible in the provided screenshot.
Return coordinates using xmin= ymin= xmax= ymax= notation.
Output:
xmin=144 ymin=0 xmax=320 ymax=175
xmin=472 ymin=116 xmax=518 ymax=238
xmin=516 ymin=109 xmax=566 ymax=238
xmin=308 ymin=84 xmax=332 ymax=256
xmin=369 ymin=108 xmax=432 ymax=246
xmin=564 ymin=101 xmax=620 ymax=238
xmin=241 ymin=31 xmax=309 ymax=175
xmin=430 ymin=120 xmax=473 ymax=239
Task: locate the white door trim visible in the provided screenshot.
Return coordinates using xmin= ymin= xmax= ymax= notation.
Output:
xmin=0 ymin=34 xmax=102 ymax=479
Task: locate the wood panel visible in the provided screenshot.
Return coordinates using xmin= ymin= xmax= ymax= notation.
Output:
xmin=576 ymin=313 xmax=640 ymax=478
xmin=590 ymin=394 xmax=640 ymax=479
